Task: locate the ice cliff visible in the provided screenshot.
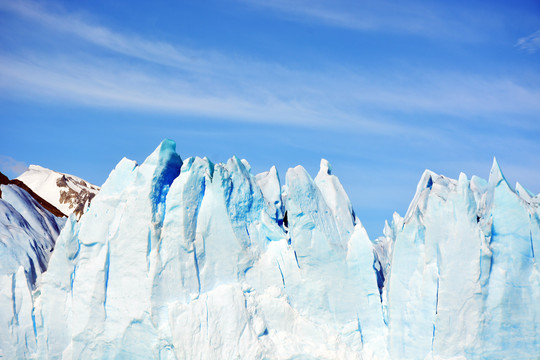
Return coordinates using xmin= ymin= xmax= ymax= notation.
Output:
xmin=377 ymin=162 xmax=539 ymax=359
xmin=1 ymin=140 xmax=539 ymax=359
xmin=0 ymin=175 xmax=66 ymax=359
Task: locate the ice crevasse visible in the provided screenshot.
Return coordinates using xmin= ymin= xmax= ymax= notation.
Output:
xmin=4 ymin=139 xmax=539 ymax=359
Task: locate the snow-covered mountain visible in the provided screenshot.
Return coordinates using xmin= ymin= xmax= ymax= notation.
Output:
xmin=1 ymin=140 xmax=539 ymax=359
xmin=0 ymin=172 xmax=66 ymax=358
xmin=17 ymin=165 xmax=100 ymax=219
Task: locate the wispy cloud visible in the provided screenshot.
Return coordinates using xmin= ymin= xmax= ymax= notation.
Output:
xmin=239 ymin=0 xmax=377 ymax=31
xmin=0 ymin=0 xmax=212 ymax=73
xmin=0 ymin=54 xmax=331 ymax=127
xmin=0 ymin=0 xmax=539 ymax=135
xmin=349 ymin=71 xmax=540 ymax=118
xmin=238 ymin=0 xmax=496 ymax=40
xmin=0 ymin=1 xmax=366 ymax=128
xmin=516 ymin=30 xmax=540 ymax=53
xmin=0 ymin=155 xmax=27 ymax=177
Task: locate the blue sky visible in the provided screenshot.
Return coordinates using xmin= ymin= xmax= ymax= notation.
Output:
xmin=1 ymin=0 xmax=539 ymax=237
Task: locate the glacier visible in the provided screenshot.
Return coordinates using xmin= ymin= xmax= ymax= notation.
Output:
xmin=1 ymin=140 xmax=539 ymax=359
xmin=0 ymin=175 xmax=66 ymax=359
xmin=376 ymin=164 xmax=539 ymax=359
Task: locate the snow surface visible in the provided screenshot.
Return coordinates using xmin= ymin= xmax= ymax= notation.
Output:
xmin=17 ymin=165 xmax=99 ymax=219
xmin=2 ymin=141 xmax=539 ymax=359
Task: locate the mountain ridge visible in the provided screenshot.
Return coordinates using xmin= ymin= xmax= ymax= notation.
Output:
xmin=16 ymin=164 xmax=100 ymax=219
xmin=0 ymin=170 xmax=65 ymax=217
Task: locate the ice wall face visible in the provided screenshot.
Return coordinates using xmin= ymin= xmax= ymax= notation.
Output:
xmin=35 ymin=140 xmax=183 ymax=359
xmin=3 ymin=139 xmax=539 ymax=359
xmin=34 ymin=140 xmax=383 ymax=359
xmin=384 ymin=161 xmax=539 ymax=360
xmin=0 ymin=183 xmax=65 ymax=359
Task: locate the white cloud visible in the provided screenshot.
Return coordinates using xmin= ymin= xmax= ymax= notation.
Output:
xmin=238 ymin=0 xmax=492 ymax=40
xmin=0 ymin=0 xmax=221 ymax=73
xmin=0 ymin=54 xmax=360 ymax=129
xmin=349 ymin=72 xmax=540 ymax=117
xmin=0 ymin=0 xmax=539 ymax=138
xmin=0 ymin=155 xmax=28 ymax=177
xmin=240 ymin=0 xmax=375 ymax=30
xmin=516 ymin=30 xmax=540 ymax=53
